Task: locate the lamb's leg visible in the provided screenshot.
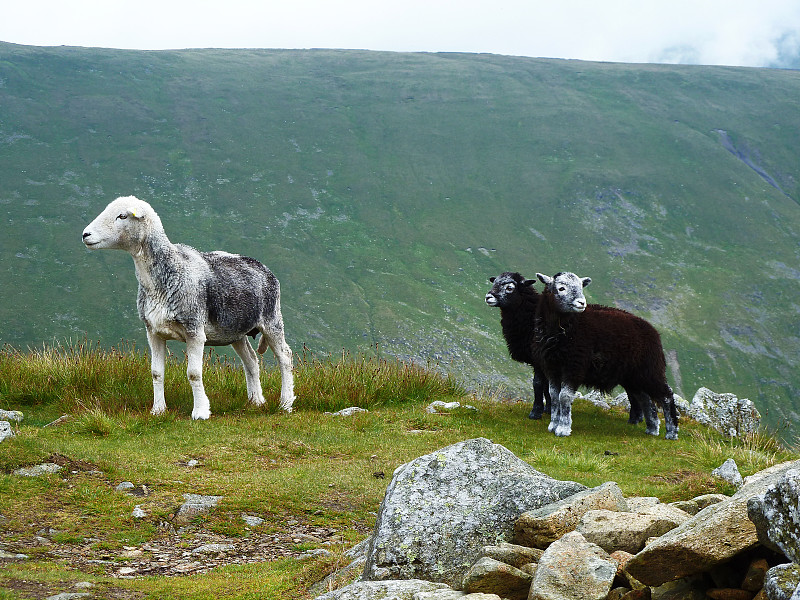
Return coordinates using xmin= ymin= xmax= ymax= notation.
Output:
xmin=630 ymin=391 xmax=659 ymax=436
xmin=231 ymin=338 xmax=265 ymax=406
xmin=259 ymin=324 xmax=295 ymax=413
xmin=663 ymin=390 xmax=679 ymax=440
xmin=529 ymin=372 xmax=546 ymax=420
xmin=627 ymin=392 xmax=644 ymax=425
xmin=554 ymin=384 xmax=575 ymax=437
xmin=147 ymin=329 xmax=167 ymax=416
xmin=547 ymin=381 xmax=561 ymax=433
xmin=185 ymin=336 xmax=211 ymax=420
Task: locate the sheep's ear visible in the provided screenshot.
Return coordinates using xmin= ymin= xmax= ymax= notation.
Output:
xmin=522 ymin=279 xmax=536 ymax=287
xmin=536 ymin=273 xmax=552 ymax=286
xmin=581 ymin=277 xmax=592 ymax=288
xmin=489 ymin=277 xmax=496 ymax=283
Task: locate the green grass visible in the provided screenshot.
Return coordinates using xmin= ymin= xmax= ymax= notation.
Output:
xmin=0 ymin=343 xmax=796 ymax=598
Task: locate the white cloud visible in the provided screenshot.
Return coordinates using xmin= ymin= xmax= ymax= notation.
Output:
xmin=2 ymin=0 xmax=800 ymax=67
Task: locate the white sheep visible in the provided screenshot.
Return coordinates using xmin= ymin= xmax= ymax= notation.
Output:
xmin=82 ymin=196 xmax=295 ymax=419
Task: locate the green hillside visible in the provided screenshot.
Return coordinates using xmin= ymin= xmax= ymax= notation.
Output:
xmin=1 ymin=43 xmax=799 ymax=434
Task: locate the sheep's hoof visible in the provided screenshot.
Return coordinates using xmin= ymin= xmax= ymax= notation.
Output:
xmin=665 ymin=432 xmax=679 ymax=440
xmin=191 ymin=410 xmax=211 ymax=420
xmin=528 ymin=409 xmax=543 ymax=420
xmin=250 ymin=395 xmax=266 ymax=407
xmin=547 ymin=421 xmax=556 ymax=432
xmin=151 ymin=407 xmax=166 ymax=416
xmin=554 ymin=426 xmax=572 ymax=437
xmin=645 ymin=427 xmax=660 ymax=436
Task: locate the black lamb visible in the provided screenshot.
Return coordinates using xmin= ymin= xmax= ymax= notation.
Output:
xmin=533 ymin=271 xmax=679 ymax=440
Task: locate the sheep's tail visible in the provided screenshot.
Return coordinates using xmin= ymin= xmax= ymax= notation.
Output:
xmin=257 ymin=334 xmax=269 ymax=354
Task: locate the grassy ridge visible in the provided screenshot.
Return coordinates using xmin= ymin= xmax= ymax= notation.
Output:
xmin=1 ymin=44 xmax=800 ymax=433
xmin=0 ymin=344 xmax=796 ymax=598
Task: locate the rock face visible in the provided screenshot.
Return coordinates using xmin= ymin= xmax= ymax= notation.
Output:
xmin=748 ymin=469 xmax=800 ymax=563
xmin=688 ymin=387 xmax=761 ymax=437
xmin=362 ymin=438 xmax=586 ymax=588
xmin=528 ymin=531 xmax=617 ymax=600
xmin=625 ymin=459 xmax=800 ymax=586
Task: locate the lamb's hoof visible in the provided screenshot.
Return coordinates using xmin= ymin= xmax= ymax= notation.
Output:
xmin=547 ymin=421 xmax=556 ymax=432
xmin=645 ymin=427 xmax=660 ymax=436
xmin=250 ymin=395 xmax=266 ymax=407
xmin=191 ymin=410 xmax=211 ymax=420
xmin=151 ymin=407 xmax=166 ymax=416
xmin=554 ymin=426 xmax=572 ymax=437
xmin=665 ymin=431 xmax=679 ymax=440
xmin=528 ymin=410 xmax=543 ymax=420
xmin=279 ymin=398 xmax=295 ymax=413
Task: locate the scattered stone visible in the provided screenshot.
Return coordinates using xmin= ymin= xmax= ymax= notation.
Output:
xmin=72 ymin=582 xmax=93 ymax=590
xmin=415 ymin=592 xmax=502 ymax=600
xmin=461 ymin=557 xmax=532 ymax=600
xmin=115 ymin=482 xmax=135 ymax=492
xmin=45 ymin=593 xmax=91 ymax=600
xmin=186 ymin=459 xmax=201 ymax=467
xmin=131 ymin=505 xmax=147 ymax=518
xmin=363 ymin=438 xmax=585 ymax=588
xmin=176 ymin=494 xmax=222 ymax=522
xmin=626 ymin=497 xmax=661 ymax=512
xmin=669 ymin=494 xmax=728 ymax=516
xmin=312 ymin=579 xmax=452 ymax=600
xmin=705 ymin=589 xmax=756 ymax=600
xmin=514 ymin=481 xmax=628 ymax=548
xmin=0 ymin=421 xmax=13 ymax=442
xmin=528 ymin=531 xmax=617 ymax=600
xmin=626 ymin=458 xmax=800 ymax=586
xmin=242 ymin=514 xmax=264 ymax=527
xmin=688 ymin=388 xmax=761 ymax=437
xmin=580 ymin=390 xmax=611 ymax=410
xmin=0 ymin=410 xmax=23 ymax=422
xmin=425 ymin=401 xmax=477 ymax=413
xmin=192 ymin=543 xmax=235 ymax=554
xmin=325 ymin=407 xmax=368 ymax=417
xmin=0 ymin=550 xmax=28 ymax=559
xmin=14 ymin=462 xmax=63 ymax=477
xmin=713 ymin=458 xmax=744 ymax=488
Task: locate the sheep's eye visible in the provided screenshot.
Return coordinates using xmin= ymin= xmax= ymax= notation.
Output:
xmin=558 ymin=286 xmax=566 ymax=292
xmin=116 ymin=213 xmax=128 ymax=220
xmin=505 ymin=283 xmax=515 ymax=292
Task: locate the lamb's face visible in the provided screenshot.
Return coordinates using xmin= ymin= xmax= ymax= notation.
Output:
xmin=537 ymin=271 xmax=591 ymax=313
xmin=82 ymin=196 xmax=155 ymax=251
xmin=485 ymin=272 xmax=533 ymax=308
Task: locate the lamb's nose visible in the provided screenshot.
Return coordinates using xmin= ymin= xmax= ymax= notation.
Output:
xmin=82 ymin=232 xmax=91 ymax=239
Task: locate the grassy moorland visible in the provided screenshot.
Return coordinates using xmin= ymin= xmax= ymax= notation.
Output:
xmin=1 ymin=44 xmax=800 ymax=435
xmin=0 ymin=342 xmax=796 ymax=599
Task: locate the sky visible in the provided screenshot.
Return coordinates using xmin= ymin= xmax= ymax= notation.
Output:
xmin=2 ymin=0 xmax=800 ymax=68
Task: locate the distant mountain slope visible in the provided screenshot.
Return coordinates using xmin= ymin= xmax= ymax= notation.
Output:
xmin=1 ymin=43 xmax=799 ymax=434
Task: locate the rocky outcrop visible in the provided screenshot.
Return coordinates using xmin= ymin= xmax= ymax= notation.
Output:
xmin=362 ymin=437 xmax=585 ymax=587
xmin=316 ymin=438 xmax=800 ymax=600
xmin=687 ymin=387 xmax=761 ymax=437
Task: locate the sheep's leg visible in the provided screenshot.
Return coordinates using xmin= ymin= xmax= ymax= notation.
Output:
xmin=553 ymin=384 xmax=575 ymax=437
xmin=259 ymin=325 xmax=295 ymax=413
xmin=147 ymin=329 xmax=167 ymax=416
xmin=529 ymin=372 xmax=547 ymax=420
xmin=626 ymin=392 xmax=644 ymax=425
xmin=185 ymin=336 xmax=211 ymax=420
xmin=231 ymin=338 xmax=265 ymax=406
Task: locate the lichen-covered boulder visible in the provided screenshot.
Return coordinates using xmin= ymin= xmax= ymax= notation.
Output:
xmin=362 ymin=438 xmax=585 ymax=588
xmin=688 ymin=387 xmax=761 ymax=437
xmin=747 ymin=469 xmax=800 ymax=562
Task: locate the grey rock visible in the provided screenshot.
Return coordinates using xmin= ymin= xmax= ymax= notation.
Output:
xmin=481 ymin=542 xmax=543 ymax=569
xmin=514 ymin=481 xmax=628 ymax=548
xmin=131 ymin=505 xmax=147 ymax=519
xmin=314 ymin=579 xmax=451 ymax=600
xmin=0 ymin=550 xmax=29 ymax=559
xmin=577 ymin=506 xmax=688 ymax=554
xmin=176 ymin=493 xmax=222 ymax=522
xmin=426 ymin=401 xmax=477 ymax=413
xmin=192 ymin=543 xmax=235 ymax=554
xmin=45 ymin=594 xmax=91 ymax=600
xmin=461 ymin=557 xmax=531 ymax=600
xmin=414 ymin=592 xmax=501 ymax=600
xmin=362 ymin=438 xmax=585 ymax=588
xmin=669 ymin=493 xmax=728 ymax=516
xmin=626 ymin=458 xmax=800 ymax=586
xmin=688 ymin=387 xmax=761 ymax=437
xmin=301 ymin=548 xmax=334 ymax=560
xmin=14 ymin=462 xmax=63 ymax=477
xmin=625 ymin=496 xmax=661 ymax=512
xmin=325 ymin=407 xmax=368 ymax=417
xmin=0 ymin=410 xmax=23 ymax=422
xmin=115 ymin=481 xmax=135 ymax=492
xmin=528 ymin=531 xmax=617 ymax=600
xmin=764 ymin=564 xmax=800 ymax=600
xmin=712 ymin=458 xmax=743 ymax=488
xmin=748 ymin=468 xmax=800 ymax=561
xmin=0 ymin=421 xmax=13 ymax=442
xmin=311 ymin=538 xmax=372 ymax=597
xmin=242 ymin=514 xmax=264 ymax=527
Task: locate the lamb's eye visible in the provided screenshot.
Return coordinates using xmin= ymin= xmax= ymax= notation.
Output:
xmin=558 ymin=286 xmax=566 ymax=292
xmin=116 ymin=213 xmax=128 ymax=220
xmin=505 ymin=283 xmax=515 ymax=292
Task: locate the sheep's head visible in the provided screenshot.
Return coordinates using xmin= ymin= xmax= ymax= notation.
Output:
xmin=485 ymin=272 xmax=536 ymax=308
xmin=82 ymin=196 xmax=162 ymax=252
xmin=536 ymin=271 xmax=591 ymax=313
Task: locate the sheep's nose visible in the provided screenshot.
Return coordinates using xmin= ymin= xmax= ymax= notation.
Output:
xmin=82 ymin=231 xmax=91 ymax=239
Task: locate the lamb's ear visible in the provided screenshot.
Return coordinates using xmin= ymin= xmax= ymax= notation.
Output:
xmin=581 ymin=277 xmax=592 ymax=288
xmin=536 ymin=273 xmax=552 ymax=286
xmin=522 ymin=279 xmax=536 ymax=287
xmin=489 ymin=277 xmax=496 ymax=283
